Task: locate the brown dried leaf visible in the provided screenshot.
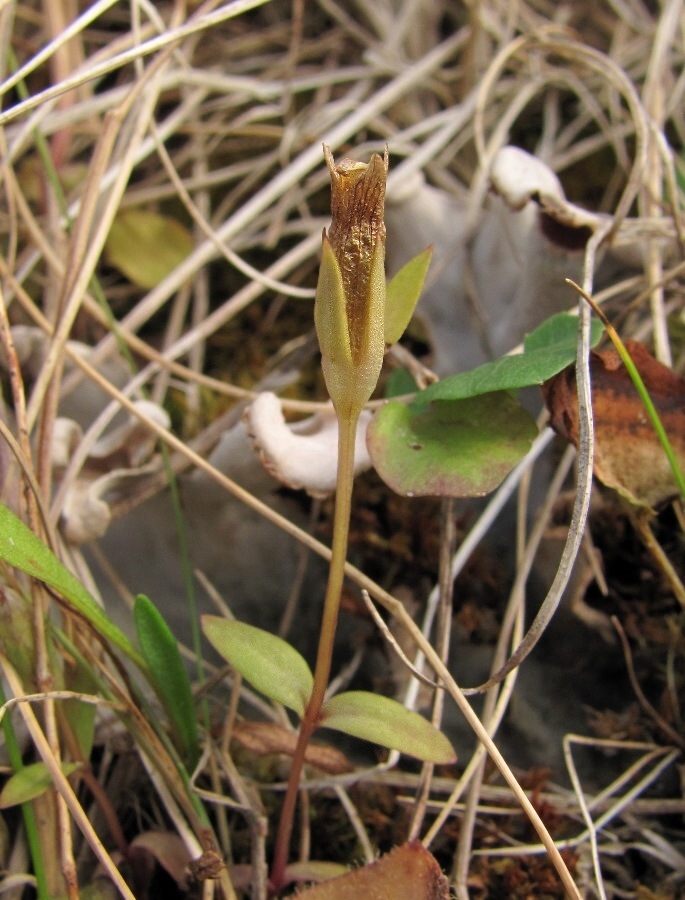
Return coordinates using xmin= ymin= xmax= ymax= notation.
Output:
xmin=232 ymin=721 xmax=354 ymax=775
xmin=542 ymin=340 xmax=685 ymax=509
xmin=291 ymin=840 xmax=449 ymax=898
xmin=129 ymin=831 xmax=191 ymax=892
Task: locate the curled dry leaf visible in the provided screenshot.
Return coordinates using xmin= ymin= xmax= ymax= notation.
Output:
xmin=245 ymin=391 xmax=373 ymax=498
xmin=0 ymin=324 xmax=51 ymax=377
xmin=0 ymin=325 xmax=129 ymax=391
xmin=129 ymin=831 xmax=192 ymax=893
xmin=491 ymin=145 xmax=605 ymax=236
xmin=85 ymin=400 xmax=170 ymax=468
xmin=58 ymin=401 xmax=170 ymax=543
xmin=61 ymin=474 xmax=116 ymax=545
xmin=542 ymin=340 xmax=685 ymax=510
xmin=292 ymin=840 xmax=449 ymax=899
xmin=52 ymin=419 xmax=83 ymax=472
xmin=386 ymin=147 xmax=610 ymax=377
xmin=232 ymin=721 xmax=354 ymax=775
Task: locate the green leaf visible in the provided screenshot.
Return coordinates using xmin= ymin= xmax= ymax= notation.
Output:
xmin=105 ymin=208 xmax=193 ymax=289
xmin=385 ymin=367 xmax=417 ymax=398
xmin=0 ymin=761 xmax=81 ymax=808
xmin=63 ymin=664 xmax=98 ymax=760
xmin=0 ymin=578 xmax=36 ymax=685
xmin=384 ymin=247 xmax=432 ymax=346
xmin=0 ymin=505 xmax=146 ymax=670
xmin=368 ymin=393 xmax=537 ymax=497
xmin=522 ymin=309 xmax=603 ymax=354
xmin=202 ymin=616 xmax=313 ymax=717
xmin=415 ymin=312 xmax=604 ymax=404
xmin=321 ymin=691 xmax=456 ymax=763
xmin=314 ymin=233 xmax=352 ymax=366
xmin=134 ymin=595 xmax=199 ymax=766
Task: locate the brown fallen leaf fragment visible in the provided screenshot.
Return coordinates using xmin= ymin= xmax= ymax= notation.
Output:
xmin=128 ymin=831 xmax=192 ymax=893
xmin=291 ymin=840 xmax=450 ymax=898
xmin=232 ymin=721 xmax=354 ymax=775
xmin=542 ymin=340 xmax=685 ymax=510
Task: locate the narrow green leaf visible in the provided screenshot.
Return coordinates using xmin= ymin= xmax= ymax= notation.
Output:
xmin=361 ymin=237 xmax=389 ymax=372
xmin=321 ymin=691 xmax=456 ymax=763
xmin=0 ymin=761 xmax=81 ymax=808
xmin=415 ymin=312 xmax=604 ymax=405
xmin=368 ymin=393 xmax=537 ymax=497
xmin=134 ymin=595 xmax=199 ymax=766
xmin=586 ymin=303 xmax=685 ymax=502
xmin=314 ymin=233 xmax=352 ymax=366
xmin=384 ymin=247 xmax=433 ymax=346
xmin=0 ymin=505 xmax=146 ymax=670
xmin=202 ymin=616 xmax=313 ymax=717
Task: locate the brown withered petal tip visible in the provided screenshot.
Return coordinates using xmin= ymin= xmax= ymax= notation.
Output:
xmin=322 ymin=144 xmax=388 ymax=359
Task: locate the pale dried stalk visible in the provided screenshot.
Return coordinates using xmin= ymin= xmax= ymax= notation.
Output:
xmin=0 ymin=1 xmax=272 ymax=126
xmin=25 ymin=54 xmax=169 ymax=432
xmin=80 ymin=28 xmax=467 ymax=372
xmin=2 ymin=1 xmax=682 ymax=894
xmin=0 ymin=659 xmax=136 ymax=900
xmin=2 ymin=287 xmax=580 ymax=890
xmin=639 ymin=0 xmax=682 ymax=365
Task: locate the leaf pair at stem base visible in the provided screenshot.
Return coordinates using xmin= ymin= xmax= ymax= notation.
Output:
xmin=202 ymin=616 xmax=455 ymax=764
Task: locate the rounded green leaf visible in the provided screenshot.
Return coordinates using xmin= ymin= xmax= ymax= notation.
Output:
xmin=321 ymin=691 xmax=456 ymax=763
xmin=202 ymin=616 xmax=313 ymax=717
xmin=105 ymin=208 xmax=193 ymax=289
xmin=367 ymin=393 xmax=537 ymax=497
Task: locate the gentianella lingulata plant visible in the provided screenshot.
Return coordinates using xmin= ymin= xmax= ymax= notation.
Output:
xmin=270 ymin=145 xmax=434 ymax=888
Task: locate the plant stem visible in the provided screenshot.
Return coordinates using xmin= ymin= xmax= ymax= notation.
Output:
xmin=0 ymin=680 xmax=50 ymax=899
xmin=270 ymin=408 xmax=359 ymax=891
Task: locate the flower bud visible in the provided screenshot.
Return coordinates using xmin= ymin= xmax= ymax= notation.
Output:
xmin=315 ymin=145 xmax=388 ymax=416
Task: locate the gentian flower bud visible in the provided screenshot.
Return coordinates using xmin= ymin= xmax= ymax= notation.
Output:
xmin=315 ymin=145 xmax=389 ymax=417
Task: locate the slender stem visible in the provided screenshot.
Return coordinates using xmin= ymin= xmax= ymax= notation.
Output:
xmin=0 ymin=681 xmax=49 ymax=899
xmin=270 ymin=409 xmax=359 ymax=891
xmin=309 ymin=411 xmax=358 ymax=704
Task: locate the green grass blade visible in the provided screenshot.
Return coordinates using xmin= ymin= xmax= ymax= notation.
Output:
xmin=0 ymin=504 xmax=146 ymax=671
xmin=569 ymin=280 xmax=685 ymax=500
xmin=134 ymin=595 xmax=200 ymax=766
